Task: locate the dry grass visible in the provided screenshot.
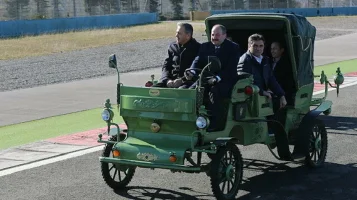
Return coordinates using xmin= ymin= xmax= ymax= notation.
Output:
xmin=0 ymin=22 xmax=206 ymax=60
xmin=2 ymin=15 xmax=356 ymax=61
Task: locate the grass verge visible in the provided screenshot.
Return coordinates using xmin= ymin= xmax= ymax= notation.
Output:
xmin=0 ymin=22 xmax=206 ymax=60
xmin=0 ymin=107 xmax=122 ymax=150
xmin=314 ymin=58 xmax=357 ymax=78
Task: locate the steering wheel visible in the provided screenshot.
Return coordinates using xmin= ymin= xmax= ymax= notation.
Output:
xmin=184 ymin=67 xmax=218 ymax=88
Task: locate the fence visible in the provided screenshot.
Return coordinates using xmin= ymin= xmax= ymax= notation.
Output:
xmin=1 ymin=0 xmax=357 ymax=21
xmin=0 ymin=12 xmax=158 ymax=38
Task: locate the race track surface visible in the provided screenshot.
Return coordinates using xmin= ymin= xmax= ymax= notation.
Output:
xmin=1 ymin=84 xmax=356 ymax=200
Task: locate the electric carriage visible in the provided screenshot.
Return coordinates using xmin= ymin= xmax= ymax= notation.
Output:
xmin=97 ymin=13 xmax=344 ymax=199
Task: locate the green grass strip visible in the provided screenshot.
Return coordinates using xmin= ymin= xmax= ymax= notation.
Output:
xmin=314 ymin=58 xmax=357 ymax=78
xmin=0 ymin=107 xmax=122 ymax=150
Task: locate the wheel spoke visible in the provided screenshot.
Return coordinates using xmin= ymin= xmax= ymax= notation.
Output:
xmin=220 ymin=159 xmax=228 ymax=167
xmin=317 ymin=149 xmax=321 ymax=159
xmin=313 ymin=151 xmax=317 ymax=162
xmin=221 ymin=180 xmax=226 ymax=192
xmin=113 ymin=169 xmax=118 ymax=180
xmin=227 ymin=180 xmax=230 ymax=194
xmin=109 ymin=165 xmax=114 ymax=172
xmin=124 ymin=169 xmax=128 ymax=176
xmin=316 ymin=130 xmax=321 ymax=139
xmin=230 ymin=180 xmax=234 ymax=187
xmin=229 ymin=151 xmax=233 ymax=164
xmin=118 ymin=170 xmax=122 ymax=181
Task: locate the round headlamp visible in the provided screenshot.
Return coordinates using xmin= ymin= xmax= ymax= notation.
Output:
xmin=101 ymin=109 xmax=112 ymax=121
xmin=196 ymin=116 xmax=209 ymax=129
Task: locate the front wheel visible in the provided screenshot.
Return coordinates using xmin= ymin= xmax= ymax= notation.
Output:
xmin=101 ymin=136 xmax=136 ymax=190
xmin=305 ymin=119 xmax=328 ymax=168
xmin=210 ymin=143 xmax=243 ymax=200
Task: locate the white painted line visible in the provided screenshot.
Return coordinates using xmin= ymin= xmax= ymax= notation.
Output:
xmin=313 ymin=78 xmax=357 ymax=95
xmin=0 ymin=146 xmax=103 ymax=177
xmin=1 ymin=78 xmax=357 ymax=177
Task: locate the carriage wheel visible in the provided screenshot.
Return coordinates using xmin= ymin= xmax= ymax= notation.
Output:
xmin=210 ymin=143 xmax=243 ymax=200
xmin=305 ymin=119 xmax=328 ymax=168
xmin=207 ymin=153 xmax=215 ymax=160
xmin=101 ymin=136 xmax=136 ymax=189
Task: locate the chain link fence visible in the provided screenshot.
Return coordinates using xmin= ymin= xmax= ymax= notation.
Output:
xmin=0 ymin=0 xmax=356 ymax=21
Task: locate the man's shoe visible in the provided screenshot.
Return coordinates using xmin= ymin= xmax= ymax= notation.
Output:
xmin=291 ymin=151 xmax=306 ymax=161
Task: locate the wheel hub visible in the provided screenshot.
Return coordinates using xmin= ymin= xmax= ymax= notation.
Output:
xmin=314 ymin=138 xmax=321 ymax=150
xmin=225 ymin=164 xmax=235 ymax=181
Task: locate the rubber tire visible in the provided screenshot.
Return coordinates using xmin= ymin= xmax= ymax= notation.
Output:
xmin=210 ymin=143 xmax=243 ymax=200
xmin=305 ymin=119 xmax=328 ymax=169
xmin=101 ymin=136 xmax=136 ymax=190
xmin=207 ymin=153 xmax=215 ymax=160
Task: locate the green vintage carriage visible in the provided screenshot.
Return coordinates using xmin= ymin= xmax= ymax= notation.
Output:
xmin=97 ymin=13 xmax=344 ymax=199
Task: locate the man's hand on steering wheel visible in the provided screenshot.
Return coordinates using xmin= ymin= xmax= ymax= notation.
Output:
xmin=166 ymin=80 xmax=174 ymax=88
xmin=184 ymin=70 xmax=194 ymax=80
xmin=207 ymin=77 xmax=218 ymax=85
xmin=173 ymin=78 xmax=183 ymax=88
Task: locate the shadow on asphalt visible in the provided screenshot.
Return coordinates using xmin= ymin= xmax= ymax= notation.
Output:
xmin=113 ymin=158 xmax=357 ymax=200
xmin=114 ymin=186 xmax=213 ymax=199
xmin=239 ymin=159 xmax=357 ymax=200
xmin=319 ymin=115 xmax=357 ymax=133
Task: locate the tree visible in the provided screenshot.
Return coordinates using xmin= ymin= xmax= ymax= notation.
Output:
xmin=5 ymin=0 xmax=30 ymax=20
xmin=34 ymin=0 xmax=50 ymax=18
xmin=210 ymin=0 xmax=220 ymax=10
xmin=53 ymin=0 xmax=60 ymax=18
xmin=147 ymin=0 xmax=159 ymax=13
xmin=120 ymin=0 xmax=140 ymax=13
xmin=233 ymin=0 xmax=245 ymax=9
xmin=170 ymin=0 xmax=183 ymax=20
xmin=99 ymin=0 xmax=120 ymax=14
xmin=248 ymin=0 xmax=299 ymax=9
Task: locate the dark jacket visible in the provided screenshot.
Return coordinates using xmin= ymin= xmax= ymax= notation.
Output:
xmin=189 ymin=39 xmax=241 ymax=93
xmin=272 ymin=55 xmax=296 ymax=104
xmin=159 ymin=38 xmax=201 ymax=84
xmin=238 ymin=51 xmax=285 ymax=97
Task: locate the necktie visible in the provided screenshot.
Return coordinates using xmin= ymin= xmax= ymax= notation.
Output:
xmin=215 ymin=46 xmax=220 ymax=54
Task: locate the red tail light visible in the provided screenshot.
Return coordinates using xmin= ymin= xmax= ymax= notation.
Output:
xmin=145 ymin=81 xmax=153 ymax=87
xmin=244 ymin=86 xmax=253 ymax=95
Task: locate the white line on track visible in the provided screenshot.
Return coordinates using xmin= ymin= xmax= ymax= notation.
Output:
xmin=0 ymin=146 xmax=103 ymax=177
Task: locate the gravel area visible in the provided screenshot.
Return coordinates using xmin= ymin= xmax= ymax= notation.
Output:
xmin=1 ymin=16 xmax=357 ymax=92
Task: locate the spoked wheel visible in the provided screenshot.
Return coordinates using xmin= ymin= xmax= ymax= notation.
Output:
xmin=305 ymin=119 xmax=328 ymax=168
xmin=101 ymin=136 xmax=136 ymax=189
xmin=210 ymin=143 xmax=243 ymax=200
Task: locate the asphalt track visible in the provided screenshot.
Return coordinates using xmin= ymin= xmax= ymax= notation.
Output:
xmin=1 ymin=29 xmax=357 ymax=199
xmin=1 ymin=32 xmax=357 ymax=126
xmin=0 ymin=85 xmax=357 ymax=200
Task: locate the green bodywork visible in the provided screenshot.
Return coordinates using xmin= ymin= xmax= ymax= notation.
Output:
xmin=98 ymin=13 xmax=344 ymax=172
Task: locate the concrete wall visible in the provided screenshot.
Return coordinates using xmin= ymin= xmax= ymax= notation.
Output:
xmin=0 ymin=13 xmax=158 ymax=38
xmin=211 ymin=7 xmax=357 ymax=17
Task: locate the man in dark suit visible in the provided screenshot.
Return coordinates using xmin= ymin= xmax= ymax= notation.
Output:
xmin=270 ymin=41 xmax=296 ymax=106
xmin=238 ymin=33 xmax=287 ymax=110
xmin=154 ymin=22 xmax=201 ymax=88
xmin=186 ymin=24 xmax=241 ymax=131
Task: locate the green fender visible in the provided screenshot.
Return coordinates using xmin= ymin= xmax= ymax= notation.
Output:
xmin=292 ymin=100 xmax=332 ymax=158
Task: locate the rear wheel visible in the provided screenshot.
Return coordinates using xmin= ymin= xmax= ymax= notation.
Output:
xmin=210 ymin=143 xmax=243 ymax=200
xmin=101 ymin=136 xmax=136 ymax=189
xmin=305 ymin=119 xmax=328 ymax=168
